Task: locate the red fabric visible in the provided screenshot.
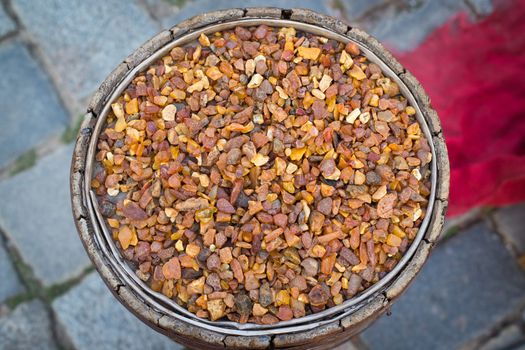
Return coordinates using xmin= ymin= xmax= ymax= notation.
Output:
xmin=393 ymin=0 xmax=525 ymax=216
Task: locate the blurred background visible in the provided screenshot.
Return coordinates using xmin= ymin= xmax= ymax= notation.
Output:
xmin=0 ymin=0 xmax=524 ymax=349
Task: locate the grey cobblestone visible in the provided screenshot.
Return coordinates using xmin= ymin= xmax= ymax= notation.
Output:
xmin=333 ymin=339 xmax=359 ymax=350
xmin=0 ymin=300 xmax=57 ymax=350
xmin=442 ymin=207 xmax=483 ymax=237
xmin=479 ymin=325 xmax=524 ymax=350
xmin=325 ymin=0 xmax=385 ymax=21
xmin=0 ymin=5 xmax=16 ymax=37
xmin=354 ymin=0 xmax=469 ymax=52
xmin=362 ymin=223 xmax=525 ymax=350
xmin=0 ymin=145 xmax=90 ymax=287
xmin=52 ymin=273 xmax=180 ymax=350
xmin=149 ymin=0 xmax=468 ymax=53
xmin=12 ymin=0 xmax=160 ymax=104
xmin=0 ymin=240 xmax=25 ymax=303
xmin=467 ymin=0 xmax=494 ymax=17
xmin=144 ymin=0 xmax=186 ymax=23
xmin=150 ymin=0 xmax=332 ymax=30
xmin=493 ymin=203 xmax=525 ymax=255
xmin=0 ymin=41 xmax=68 ymax=168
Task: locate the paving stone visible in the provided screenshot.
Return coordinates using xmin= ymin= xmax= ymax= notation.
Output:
xmin=332 ymin=339 xmax=359 ymax=350
xmin=468 ymin=0 xmax=494 ymax=16
xmin=144 ymin=0 xmax=187 ymax=23
xmin=355 ymin=0 xmax=469 ymax=52
xmin=0 ymin=145 xmax=90 ymax=286
xmin=0 ymin=5 xmax=16 ymax=37
xmin=0 ymin=300 xmax=57 ymax=350
xmin=151 ymin=0 xmax=332 ymax=30
xmin=0 ymin=41 xmax=68 ymax=168
xmin=493 ymin=203 xmax=525 ymax=254
xmin=325 ymin=0 xmax=385 ymax=22
xmin=152 ymin=0 xmax=468 ymax=53
xmin=361 ymin=223 xmax=525 ymax=350
xmin=442 ymin=207 xmax=483 ymax=237
xmin=52 ymin=273 xmax=180 ymax=350
xmin=479 ymin=325 xmax=524 ymax=350
xmin=0 ymin=240 xmax=25 ymax=303
xmin=12 ymin=0 xmax=160 ymax=103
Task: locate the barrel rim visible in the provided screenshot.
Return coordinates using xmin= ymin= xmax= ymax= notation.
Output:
xmin=70 ymin=7 xmax=449 ymax=348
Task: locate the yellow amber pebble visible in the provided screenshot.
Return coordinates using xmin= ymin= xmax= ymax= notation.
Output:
xmin=386 ymin=234 xmax=402 ymax=247
xmin=251 ymin=153 xmax=270 ymax=166
xmin=297 ymin=46 xmax=321 ymax=60
xmin=125 ymin=98 xmax=139 ymax=114
xmin=288 ymin=147 xmax=306 ymax=161
xmin=349 ymin=65 xmax=367 ymax=80
xmin=118 ymin=226 xmax=133 ymax=249
xmin=275 ymin=290 xmax=291 ymax=306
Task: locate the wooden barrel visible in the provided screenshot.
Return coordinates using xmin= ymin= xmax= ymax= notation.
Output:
xmin=70 ymin=8 xmax=449 ymax=350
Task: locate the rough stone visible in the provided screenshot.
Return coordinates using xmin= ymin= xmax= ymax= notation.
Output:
xmin=0 ymin=145 xmax=91 ymax=286
xmin=332 ymin=340 xmax=359 ymax=350
xmin=355 ymin=0 xmax=469 ymax=52
xmin=442 ymin=207 xmax=482 ymax=238
xmin=0 ymin=300 xmax=57 ymax=350
xmin=468 ymin=0 xmax=494 ymax=17
xmin=362 ymin=223 xmax=525 ymax=350
xmin=0 ymin=240 xmax=25 ymax=303
xmin=478 ymin=325 xmax=524 ymax=350
xmin=493 ymin=202 xmax=525 ymax=254
xmin=325 ymin=0 xmax=384 ymax=22
xmin=144 ymin=0 xmax=183 ymax=24
xmin=12 ymin=0 xmax=160 ymax=102
xmin=52 ymin=273 xmax=180 ymax=350
xmin=0 ymin=41 xmax=68 ymax=168
xmin=151 ymin=0 xmax=331 ymax=29
xmin=0 ymin=5 xmax=16 ymax=37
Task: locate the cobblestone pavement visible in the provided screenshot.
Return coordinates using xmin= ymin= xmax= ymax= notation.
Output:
xmin=2 ymin=0 xmax=524 ymax=349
